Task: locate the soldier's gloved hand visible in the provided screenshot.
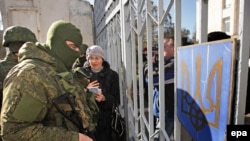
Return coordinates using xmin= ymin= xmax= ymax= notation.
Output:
xmin=79 ymin=133 xmax=93 ymax=141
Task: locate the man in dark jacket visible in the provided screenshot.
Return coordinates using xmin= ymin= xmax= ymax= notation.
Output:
xmin=144 ymin=37 xmax=175 ymax=140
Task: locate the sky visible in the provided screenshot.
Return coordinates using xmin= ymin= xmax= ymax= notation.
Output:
xmin=86 ymin=0 xmax=94 ymax=5
xmin=181 ymin=0 xmax=196 ymax=37
xmin=153 ymin=0 xmax=196 ymax=37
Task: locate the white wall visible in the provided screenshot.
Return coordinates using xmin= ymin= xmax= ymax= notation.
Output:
xmin=0 ymin=0 xmax=94 ymax=46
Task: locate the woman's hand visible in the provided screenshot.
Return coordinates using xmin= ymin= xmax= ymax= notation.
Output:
xmin=87 ymin=80 xmax=99 ymax=88
xmin=79 ymin=133 xmax=93 ymax=141
xmin=95 ymin=90 xmax=106 ymax=102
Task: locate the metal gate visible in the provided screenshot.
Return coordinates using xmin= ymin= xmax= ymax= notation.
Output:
xmin=93 ymin=0 xmax=250 ymax=141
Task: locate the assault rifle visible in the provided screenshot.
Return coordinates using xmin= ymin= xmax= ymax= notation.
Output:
xmin=52 ymin=93 xmax=90 ymax=135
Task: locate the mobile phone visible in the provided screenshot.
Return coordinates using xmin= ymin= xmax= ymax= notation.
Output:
xmin=88 ymin=87 xmax=99 ymax=93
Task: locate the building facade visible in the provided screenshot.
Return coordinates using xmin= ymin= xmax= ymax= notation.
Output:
xmin=208 ymin=0 xmax=239 ymax=36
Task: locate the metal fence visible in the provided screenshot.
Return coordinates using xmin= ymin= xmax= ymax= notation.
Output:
xmin=93 ymin=0 xmax=250 ymax=141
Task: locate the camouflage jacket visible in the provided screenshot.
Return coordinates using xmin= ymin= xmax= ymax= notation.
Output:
xmin=0 ymin=52 xmax=18 ymax=92
xmin=0 ymin=52 xmax=18 ymax=141
xmin=1 ymin=42 xmax=99 ymax=141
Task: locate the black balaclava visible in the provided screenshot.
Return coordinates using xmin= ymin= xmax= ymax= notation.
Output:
xmin=46 ymin=20 xmax=82 ymax=72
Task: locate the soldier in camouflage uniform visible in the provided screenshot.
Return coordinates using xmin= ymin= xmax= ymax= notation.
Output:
xmin=72 ymin=44 xmax=88 ymax=69
xmin=0 ymin=26 xmax=37 ymax=109
xmin=0 ymin=26 xmax=37 ymax=141
xmin=1 ymin=20 xmax=99 ymax=141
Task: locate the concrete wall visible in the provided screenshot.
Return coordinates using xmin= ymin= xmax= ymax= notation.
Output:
xmin=0 ymin=0 xmax=94 ymax=46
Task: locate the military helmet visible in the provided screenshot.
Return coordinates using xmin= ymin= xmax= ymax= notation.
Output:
xmin=2 ymin=26 xmax=37 ymax=47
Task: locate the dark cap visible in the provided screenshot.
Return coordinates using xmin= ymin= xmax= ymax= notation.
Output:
xmin=207 ymin=31 xmax=230 ymax=42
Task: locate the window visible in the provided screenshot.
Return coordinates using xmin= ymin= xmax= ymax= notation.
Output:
xmin=224 ymin=0 xmax=231 ymax=9
xmin=223 ymin=17 xmax=230 ymax=33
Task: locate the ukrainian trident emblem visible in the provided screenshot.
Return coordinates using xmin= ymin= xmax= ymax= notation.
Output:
xmin=177 ymin=40 xmax=235 ymax=141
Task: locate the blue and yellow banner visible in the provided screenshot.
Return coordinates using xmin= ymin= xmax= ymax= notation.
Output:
xmin=177 ymin=40 xmax=235 ymax=141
